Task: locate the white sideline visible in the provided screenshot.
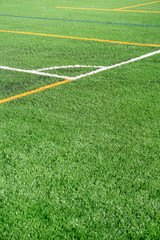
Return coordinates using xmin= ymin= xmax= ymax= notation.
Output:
xmin=0 ymin=66 xmax=71 ymax=79
xmin=0 ymin=50 xmax=160 ymax=81
xmin=71 ymin=50 xmax=160 ymax=80
xmin=36 ymin=65 xmax=105 ymax=71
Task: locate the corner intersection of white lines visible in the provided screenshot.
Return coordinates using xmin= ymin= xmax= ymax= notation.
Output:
xmin=0 ymin=50 xmax=160 ymax=81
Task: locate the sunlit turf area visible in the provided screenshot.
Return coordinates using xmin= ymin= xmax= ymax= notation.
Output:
xmin=0 ymin=0 xmax=160 ymax=239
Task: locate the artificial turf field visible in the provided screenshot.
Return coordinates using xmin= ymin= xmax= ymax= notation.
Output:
xmin=0 ymin=0 xmax=160 ymax=239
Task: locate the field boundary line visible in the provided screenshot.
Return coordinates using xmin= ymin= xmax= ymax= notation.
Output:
xmin=119 ymin=9 xmax=160 ymax=13
xmin=0 ymin=50 xmax=160 ymax=104
xmin=0 ymin=66 xmax=71 ymax=79
xmin=0 ymin=30 xmax=160 ymax=47
xmin=56 ymin=7 xmax=115 ymax=11
xmin=114 ymin=0 xmax=160 ymax=10
xmin=0 ymin=79 xmax=72 ymax=104
xmin=55 ymin=6 xmax=160 ymax=13
xmin=36 ymin=65 xmax=104 ymax=71
xmin=0 ymin=14 xmax=160 ymax=27
xmin=72 ymin=49 xmax=160 ymax=80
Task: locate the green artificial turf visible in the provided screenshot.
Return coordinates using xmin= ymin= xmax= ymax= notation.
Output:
xmin=0 ymin=0 xmax=160 ymax=239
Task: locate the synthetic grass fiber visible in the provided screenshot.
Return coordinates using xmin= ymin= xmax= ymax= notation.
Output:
xmin=0 ymin=0 xmax=160 ymax=239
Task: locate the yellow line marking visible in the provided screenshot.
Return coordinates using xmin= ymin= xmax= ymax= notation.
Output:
xmin=0 ymin=30 xmax=160 ymax=47
xmin=55 ymin=6 xmax=160 ymax=13
xmin=0 ymin=79 xmax=72 ymax=104
xmin=118 ymin=9 xmax=160 ymax=13
xmin=114 ymin=0 xmax=160 ymax=10
xmin=56 ymin=6 xmax=115 ymax=11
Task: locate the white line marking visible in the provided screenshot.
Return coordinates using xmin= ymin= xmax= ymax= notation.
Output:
xmin=0 ymin=50 xmax=160 ymax=81
xmin=71 ymin=50 xmax=160 ymax=80
xmin=36 ymin=65 xmax=104 ymax=71
xmin=0 ymin=66 xmax=71 ymax=79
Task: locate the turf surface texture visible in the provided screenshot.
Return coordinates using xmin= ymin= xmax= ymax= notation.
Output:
xmin=0 ymin=0 xmax=160 ymax=239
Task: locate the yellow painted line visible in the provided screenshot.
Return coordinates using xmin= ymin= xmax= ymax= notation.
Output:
xmin=119 ymin=9 xmax=160 ymax=13
xmin=0 ymin=79 xmax=72 ymax=104
xmin=56 ymin=6 xmax=115 ymax=11
xmin=0 ymin=30 xmax=160 ymax=47
xmin=114 ymin=0 xmax=160 ymax=10
xmin=55 ymin=6 xmax=160 ymax=13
